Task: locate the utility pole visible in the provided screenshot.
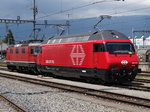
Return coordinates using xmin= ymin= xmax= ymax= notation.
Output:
xmin=0 ymin=18 xmax=34 ymax=45
xmin=5 ymin=23 xmax=9 ymax=34
xmin=0 ymin=0 xmax=69 ymax=41
xmin=132 ymin=27 xmax=134 ymax=46
xmin=32 ymin=0 xmax=38 ymax=40
xmin=66 ymin=14 xmax=71 ymax=35
xmin=0 ymin=36 xmax=3 ymax=58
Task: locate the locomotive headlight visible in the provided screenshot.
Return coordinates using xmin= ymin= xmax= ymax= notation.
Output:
xmin=110 ymin=64 xmax=117 ymax=68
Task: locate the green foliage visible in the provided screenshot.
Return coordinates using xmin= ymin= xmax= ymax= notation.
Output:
xmin=2 ymin=29 xmax=15 ymax=45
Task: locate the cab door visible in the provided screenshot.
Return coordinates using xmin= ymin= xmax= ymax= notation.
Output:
xmin=30 ymin=46 xmax=40 ymax=63
xmin=36 ymin=46 xmax=42 ymax=65
xmin=93 ymin=43 xmax=107 ymax=69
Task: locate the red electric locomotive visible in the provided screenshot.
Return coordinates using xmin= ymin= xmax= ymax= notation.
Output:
xmin=6 ymin=30 xmax=141 ymax=83
xmin=37 ymin=30 xmax=141 ymax=83
xmin=6 ymin=40 xmax=42 ymax=73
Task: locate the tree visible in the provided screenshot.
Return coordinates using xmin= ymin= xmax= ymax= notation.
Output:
xmin=2 ymin=29 xmax=15 ymax=45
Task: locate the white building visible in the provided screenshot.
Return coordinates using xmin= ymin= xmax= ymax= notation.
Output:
xmin=0 ymin=43 xmax=8 ymax=58
xmin=130 ymin=37 xmax=150 ymax=49
xmin=0 ymin=43 xmax=8 ymax=51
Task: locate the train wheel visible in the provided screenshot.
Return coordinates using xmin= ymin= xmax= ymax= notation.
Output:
xmin=8 ymin=68 xmax=14 ymax=72
xmin=31 ymin=68 xmax=39 ymax=75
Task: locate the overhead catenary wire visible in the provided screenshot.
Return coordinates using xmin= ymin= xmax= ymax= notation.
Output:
xmin=37 ymin=0 xmax=148 ymax=21
xmin=66 ymin=0 xmax=149 ymax=24
xmin=1 ymin=0 xmax=150 ymax=40
xmin=69 ymin=16 xmax=150 ymax=32
xmin=70 ymin=5 xmax=150 ymax=24
xmin=109 ymin=6 xmax=150 ymax=16
xmin=11 ymin=16 xmax=150 ymax=39
xmin=37 ymin=0 xmax=123 ymax=19
xmin=71 ymin=20 xmax=150 ymax=32
xmin=104 ymin=0 xmax=147 ymax=14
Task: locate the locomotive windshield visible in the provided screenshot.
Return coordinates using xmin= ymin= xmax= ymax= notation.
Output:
xmin=31 ymin=46 xmax=41 ymax=54
xmin=106 ymin=42 xmax=135 ymax=54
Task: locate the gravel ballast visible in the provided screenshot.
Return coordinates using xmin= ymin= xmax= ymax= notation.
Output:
xmin=0 ymin=77 xmax=149 ymax=112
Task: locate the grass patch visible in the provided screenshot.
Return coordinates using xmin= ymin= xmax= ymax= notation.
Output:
xmin=0 ymin=60 xmax=6 ymax=67
xmin=136 ymin=75 xmax=150 ymax=79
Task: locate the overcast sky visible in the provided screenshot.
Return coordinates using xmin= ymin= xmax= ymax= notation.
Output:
xmin=0 ymin=0 xmax=150 ymax=20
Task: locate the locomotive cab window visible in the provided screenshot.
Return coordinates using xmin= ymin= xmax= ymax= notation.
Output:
xmin=93 ymin=43 xmax=105 ymax=52
xmin=106 ymin=42 xmax=135 ymax=54
xmin=31 ymin=46 xmax=40 ymax=54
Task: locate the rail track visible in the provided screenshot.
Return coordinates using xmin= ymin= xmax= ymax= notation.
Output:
xmin=0 ymin=66 xmax=150 ymax=92
xmin=0 ymin=94 xmax=27 ymax=112
xmin=135 ymin=78 xmax=150 ymax=83
xmin=116 ymin=82 xmax=150 ymax=92
xmin=0 ymin=70 xmax=149 ymax=109
xmin=137 ymin=73 xmax=150 ymax=77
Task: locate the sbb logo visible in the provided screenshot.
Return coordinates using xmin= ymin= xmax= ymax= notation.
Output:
xmin=70 ymin=45 xmax=86 ymax=65
xmin=121 ymin=60 xmax=128 ymax=65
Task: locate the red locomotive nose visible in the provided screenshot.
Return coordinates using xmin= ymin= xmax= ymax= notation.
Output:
xmin=108 ymin=55 xmax=139 ymax=69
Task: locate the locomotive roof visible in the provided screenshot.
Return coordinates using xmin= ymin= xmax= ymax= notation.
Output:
xmin=42 ymin=30 xmax=129 ymax=44
xmin=11 ymin=40 xmax=43 ymax=47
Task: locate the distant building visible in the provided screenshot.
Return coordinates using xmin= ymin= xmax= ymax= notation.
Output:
xmin=0 ymin=43 xmax=8 ymax=58
xmin=129 ymin=37 xmax=150 ymax=62
xmin=130 ymin=37 xmax=150 ymax=49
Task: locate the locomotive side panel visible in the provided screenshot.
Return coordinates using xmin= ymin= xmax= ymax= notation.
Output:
xmin=6 ymin=46 xmax=38 ymax=72
xmin=40 ymin=42 xmax=94 ymax=67
xmin=6 ymin=30 xmax=141 ymax=83
xmin=38 ymin=42 xmax=96 ymax=77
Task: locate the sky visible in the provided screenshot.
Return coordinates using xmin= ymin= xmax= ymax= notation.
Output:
xmin=0 ymin=0 xmax=150 ymax=20
xmin=0 ymin=0 xmax=150 ymax=40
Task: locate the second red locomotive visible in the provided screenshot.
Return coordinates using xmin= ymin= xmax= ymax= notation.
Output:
xmin=6 ymin=30 xmax=141 ymax=83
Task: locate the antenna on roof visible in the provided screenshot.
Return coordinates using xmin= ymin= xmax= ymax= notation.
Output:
xmin=93 ymin=15 xmax=111 ymax=31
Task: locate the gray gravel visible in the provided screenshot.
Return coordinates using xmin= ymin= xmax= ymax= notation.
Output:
xmin=0 ymin=77 xmax=149 ymax=112
xmin=0 ymin=98 xmax=18 ymax=112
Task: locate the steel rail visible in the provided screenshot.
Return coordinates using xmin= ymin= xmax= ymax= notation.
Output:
xmin=0 ymin=72 xmax=149 ymax=108
xmin=135 ymin=78 xmax=150 ymax=83
xmin=137 ymin=74 xmax=150 ymax=77
xmin=0 ymin=94 xmax=28 ymax=112
xmin=1 ymin=66 xmax=150 ymax=79
xmin=115 ymin=83 xmax=150 ymax=92
xmin=0 ymin=67 xmax=150 ymax=91
xmin=137 ymin=73 xmax=150 ymax=77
